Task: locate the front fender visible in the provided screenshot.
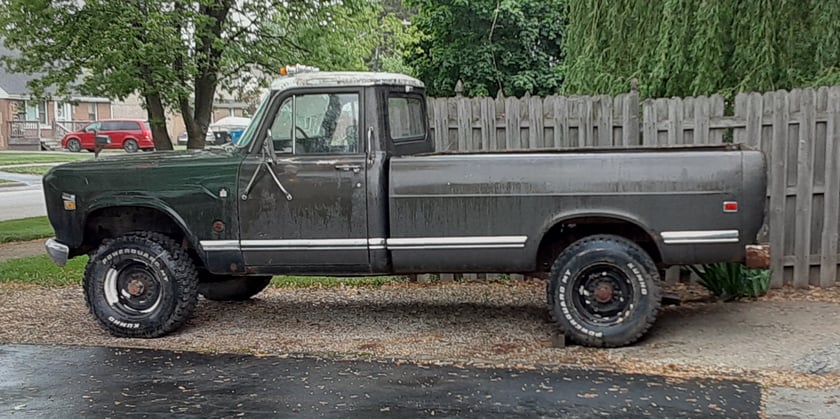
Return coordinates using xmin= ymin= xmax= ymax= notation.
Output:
xmin=84 ymin=195 xmax=198 ymax=247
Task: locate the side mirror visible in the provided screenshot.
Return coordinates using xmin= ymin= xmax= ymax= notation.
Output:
xmin=94 ymin=131 xmax=111 ymax=158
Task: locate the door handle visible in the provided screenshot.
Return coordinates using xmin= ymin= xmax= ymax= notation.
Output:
xmin=335 ymin=164 xmax=361 ymax=173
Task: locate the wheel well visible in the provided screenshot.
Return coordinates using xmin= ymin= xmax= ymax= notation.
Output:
xmin=536 ymin=217 xmax=662 ymax=272
xmin=82 ymin=206 xmax=202 ymax=267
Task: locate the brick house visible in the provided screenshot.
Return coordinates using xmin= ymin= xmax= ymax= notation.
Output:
xmin=0 ymin=61 xmax=112 ymax=150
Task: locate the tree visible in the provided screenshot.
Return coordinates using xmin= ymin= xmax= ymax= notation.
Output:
xmin=405 ymin=0 xmax=565 ymax=97
xmin=0 ymin=0 xmax=382 ymax=150
xmin=562 ymin=0 xmax=840 ymax=99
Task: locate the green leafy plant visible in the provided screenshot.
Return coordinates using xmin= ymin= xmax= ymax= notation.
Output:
xmin=688 ymin=262 xmax=771 ymax=301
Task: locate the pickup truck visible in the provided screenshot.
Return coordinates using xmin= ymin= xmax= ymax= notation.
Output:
xmin=42 ymin=66 xmax=768 ymax=348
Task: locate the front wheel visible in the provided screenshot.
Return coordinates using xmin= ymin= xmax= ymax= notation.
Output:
xmin=547 ymin=235 xmax=661 ymax=347
xmin=83 ymin=232 xmax=199 ymax=338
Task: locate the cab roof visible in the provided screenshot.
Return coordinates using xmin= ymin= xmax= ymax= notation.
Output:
xmin=269 ymin=71 xmax=425 ymax=92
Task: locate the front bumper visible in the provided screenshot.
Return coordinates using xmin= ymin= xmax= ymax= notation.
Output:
xmin=45 ymin=238 xmax=69 ymax=267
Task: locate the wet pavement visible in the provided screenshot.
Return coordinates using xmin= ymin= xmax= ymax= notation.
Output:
xmin=0 ymin=344 xmax=760 ymax=418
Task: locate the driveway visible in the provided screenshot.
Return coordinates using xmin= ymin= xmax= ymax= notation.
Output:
xmin=0 ymin=344 xmax=760 ymax=418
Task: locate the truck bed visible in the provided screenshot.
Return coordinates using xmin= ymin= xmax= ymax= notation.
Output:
xmin=387 ymin=146 xmax=766 ymax=273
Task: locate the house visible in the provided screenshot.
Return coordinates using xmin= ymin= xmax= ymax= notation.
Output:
xmin=0 ymin=47 xmax=112 ymax=150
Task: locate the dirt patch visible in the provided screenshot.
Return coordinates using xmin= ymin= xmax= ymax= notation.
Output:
xmin=0 ymin=239 xmax=45 ymax=262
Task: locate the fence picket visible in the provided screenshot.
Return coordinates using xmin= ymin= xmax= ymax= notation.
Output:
xmin=530 ymin=94 xmax=545 ymax=148
xmin=710 ymin=95 xmax=726 ymax=144
xmin=622 ymin=92 xmax=640 ymax=146
xmin=667 ymin=97 xmax=683 ymax=145
xmin=642 ymin=99 xmax=657 ymax=146
xmin=598 ymin=95 xmax=613 ymax=146
xmin=694 ymin=96 xmax=710 ymax=144
xmin=768 ymin=91 xmax=790 ymax=288
xmin=794 ymin=89 xmax=816 ymax=287
xmin=505 ymin=96 xmax=521 ymax=150
xmin=820 ymin=86 xmax=840 ymax=287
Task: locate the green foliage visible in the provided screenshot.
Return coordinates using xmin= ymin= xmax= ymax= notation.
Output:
xmin=562 ymin=0 xmax=840 ymax=99
xmin=0 ymin=0 xmax=385 ymax=149
xmin=688 ymin=263 xmax=771 ymax=301
xmin=406 ymin=0 xmax=565 ymax=97
xmin=0 ymin=255 xmax=87 ymax=287
xmin=0 ymin=216 xmax=54 ymax=244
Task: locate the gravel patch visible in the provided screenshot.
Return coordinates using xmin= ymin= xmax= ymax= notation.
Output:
xmin=1 ymin=280 xmax=839 ymax=391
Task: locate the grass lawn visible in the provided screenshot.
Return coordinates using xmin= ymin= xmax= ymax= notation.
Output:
xmin=0 ymin=179 xmax=16 ymax=185
xmin=0 ymin=253 xmax=406 ymax=289
xmin=0 ymin=255 xmax=87 ymax=287
xmin=0 ymin=153 xmax=91 ymax=166
xmin=1 ymin=165 xmax=54 ymax=176
xmin=0 ymin=216 xmax=54 ymax=244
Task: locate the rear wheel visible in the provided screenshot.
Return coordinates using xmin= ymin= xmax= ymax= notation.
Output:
xmin=83 ymin=232 xmax=199 ymax=338
xmin=198 ymin=274 xmax=272 ymax=301
xmin=123 ymin=139 xmax=139 ymax=153
xmin=66 ymin=138 xmax=81 ymax=152
xmin=547 ymin=234 xmax=661 ymax=347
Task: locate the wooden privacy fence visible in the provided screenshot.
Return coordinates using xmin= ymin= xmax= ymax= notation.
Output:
xmin=424 ymin=85 xmax=840 ymax=289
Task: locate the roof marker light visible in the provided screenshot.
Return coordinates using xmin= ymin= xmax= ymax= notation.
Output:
xmin=280 ymin=64 xmax=320 ymax=76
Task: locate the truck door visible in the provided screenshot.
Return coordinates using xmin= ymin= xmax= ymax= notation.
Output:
xmin=237 ymin=88 xmax=369 ymax=273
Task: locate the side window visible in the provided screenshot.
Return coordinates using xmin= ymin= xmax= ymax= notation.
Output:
xmin=267 ymin=92 xmax=360 ymax=154
xmin=84 ymin=122 xmax=101 ymax=132
xmin=121 ymin=121 xmax=141 ymax=130
xmin=387 ymin=95 xmax=425 ymax=141
xmin=100 ymin=121 xmax=119 ymax=131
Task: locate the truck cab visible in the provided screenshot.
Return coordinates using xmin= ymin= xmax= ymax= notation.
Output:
xmin=224 ymin=68 xmax=433 ymax=276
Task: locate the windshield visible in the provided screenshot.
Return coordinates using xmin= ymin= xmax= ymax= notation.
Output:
xmin=235 ymin=93 xmax=270 ymax=149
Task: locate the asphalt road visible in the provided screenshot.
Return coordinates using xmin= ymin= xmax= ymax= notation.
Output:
xmin=0 ymin=344 xmax=761 ymax=418
xmin=0 ymin=172 xmax=45 ymax=221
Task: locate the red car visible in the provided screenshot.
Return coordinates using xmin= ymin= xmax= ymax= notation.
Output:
xmin=61 ymin=119 xmax=155 ymax=153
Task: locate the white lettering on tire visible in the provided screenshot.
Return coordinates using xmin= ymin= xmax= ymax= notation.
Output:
xmin=108 ymin=316 xmax=140 ymax=329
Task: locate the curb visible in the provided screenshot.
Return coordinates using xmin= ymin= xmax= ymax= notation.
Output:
xmin=0 ymin=181 xmax=26 ymax=189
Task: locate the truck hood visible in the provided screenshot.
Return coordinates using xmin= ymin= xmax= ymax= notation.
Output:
xmin=51 ymin=148 xmax=242 ymax=172
xmin=43 ymin=147 xmax=247 ymax=196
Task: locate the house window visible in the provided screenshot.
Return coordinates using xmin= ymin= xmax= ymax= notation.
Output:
xmin=14 ymin=101 xmax=25 ymax=120
xmin=38 ymin=102 xmax=47 ymax=124
xmin=55 ymin=102 xmax=72 ymax=121
xmin=87 ymin=103 xmax=98 ymax=120
xmin=23 ymin=101 xmax=48 ymax=124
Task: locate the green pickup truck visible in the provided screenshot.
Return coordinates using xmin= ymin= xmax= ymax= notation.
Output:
xmin=42 ymin=67 xmax=768 ymax=347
